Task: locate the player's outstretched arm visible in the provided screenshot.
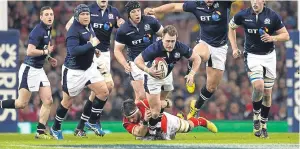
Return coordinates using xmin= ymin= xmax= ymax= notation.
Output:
xmin=65 ymin=17 xmax=74 ymax=31
xmin=144 ymin=3 xmax=184 ymax=15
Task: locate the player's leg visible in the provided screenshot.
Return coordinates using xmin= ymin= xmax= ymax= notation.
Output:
xmin=188 ymin=117 xmax=218 ymax=133
xmin=130 ymin=61 xmax=146 ymax=103
xmin=147 ymin=93 xmax=161 ymax=135
xmin=1 ymin=64 xmax=33 ymax=109
xmin=186 ymin=42 xmax=209 ymax=118
xmin=51 ymin=66 xmax=83 ymax=139
xmin=50 ymin=91 xmax=72 ymax=140
xmin=1 ymin=88 xmax=31 ymax=109
xmin=243 ymin=52 xmax=266 ymax=134
xmin=188 ymin=42 xmax=227 ymax=119
xmin=86 ymin=81 xmax=109 ymax=136
xmin=255 ymin=51 xmax=276 ymax=138
xmin=35 ymin=86 xmax=53 ymax=139
xmin=131 ymin=80 xmax=146 ymax=102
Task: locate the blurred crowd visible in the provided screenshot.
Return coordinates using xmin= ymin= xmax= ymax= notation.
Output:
xmin=8 ymin=1 xmax=297 ymax=122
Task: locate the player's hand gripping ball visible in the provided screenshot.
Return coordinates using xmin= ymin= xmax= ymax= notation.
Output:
xmin=152 ymin=57 xmax=168 ymax=79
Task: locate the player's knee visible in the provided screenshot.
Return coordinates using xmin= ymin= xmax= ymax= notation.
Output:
xmin=16 ymin=100 xmax=29 ymax=109
xmin=253 ymin=82 xmax=264 ymax=93
xmin=252 ymin=83 xmax=264 ymax=102
xmin=206 ymin=84 xmax=217 ymax=93
xmin=106 ymin=81 xmax=114 ymax=93
xmin=61 ymin=98 xmax=73 ymax=109
xmin=42 ymin=97 xmax=53 ymax=107
xmin=96 ymin=88 xmax=109 ymax=99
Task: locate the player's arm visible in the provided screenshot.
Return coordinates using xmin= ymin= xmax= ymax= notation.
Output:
xmin=261 ymin=13 xmax=290 ymax=43
xmin=134 ymin=54 xmax=148 ymax=73
xmin=135 ymin=52 xmax=162 ymax=79
xmin=273 ymin=27 xmax=290 ymax=42
xmin=132 ymin=124 xmax=149 ymax=137
xmin=156 ymin=25 xmax=164 ymax=37
xmin=27 ymin=30 xmax=53 ymax=57
xmin=114 ymin=41 xmax=127 ymax=65
xmin=132 ymin=109 xmax=151 ymax=137
xmin=187 ymin=49 xmax=201 ymax=77
xmin=65 ymin=17 xmax=74 ymax=31
xmin=67 ymin=33 xmax=99 ymax=56
xmin=228 ymin=13 xmax=243 ymax=58
xmin=145 ymin=3 xmax=184 ymax=15
xmin=26 ymin=44 xmax=50 ymax=57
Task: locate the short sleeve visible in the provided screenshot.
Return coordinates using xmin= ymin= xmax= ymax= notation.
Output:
xmin=183 ymin=1 xmax=197 ymax=12
xmin=141 ymin=44 xmax=157 ymax=62
xmin=149 ymin=17 xmax=161 ymax=33
xmin=28 ymin=28 xmax=41 ymax=47
xmin=178 ymin=42 xmax=193 ymax=59
xmin=114 ymin=8 xmax=122 ymax=28
xmin=115 ymin=29 xmax=126 ymax=44
xmin=229 ymin=10 xmax=244 ymax=29
xmin=273 ymin=12 xmax=284 ymax=31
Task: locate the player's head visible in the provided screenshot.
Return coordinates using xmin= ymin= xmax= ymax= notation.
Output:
xmin=162 ymin=25 xmax=178 ymax=52
xmin=204 ymin=0 xmax=215 ymax=7
xmin=122 ymin=99 xmax=141 ymax=123
xmin=74 ymin=4 xmax=90 ymax=26
xmin=40 ymin=6 xmax=54 ymax=26
xmin=96 ymin=0 xmax=108 ymax=9
xmin=125 ymin=1 xmax=141 ymax=24
xmin=251 ymin=0 xmax=265 ymax=13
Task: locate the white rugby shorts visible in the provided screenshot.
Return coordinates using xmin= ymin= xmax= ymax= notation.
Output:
xmin=144 ymin=72 xmax=174 ymax=94
xmin=61 ymin=62 xmax=104 ymax=97
xmin=199 ymin=40 xmax=228 ymax=71
xmin=244 ymin=50 xmax=276 ymax=79
xmin=18 ymin=63 xmax=50 ymax=92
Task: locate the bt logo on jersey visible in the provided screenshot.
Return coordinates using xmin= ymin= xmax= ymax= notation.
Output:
xmin=247 ymin=29 xmax=259 ymax=34
xmin=132 ymin=39 xmax=143 ymax=45
xmin=132 ymin=34 xmax=151 ymax=45
xmin=200 ymin=11 xmax=221 ymax=21
xmin=93 ymin=22 xmax=112 ymax=31
xmin=200 ymin=16 xmax=211 ymax=21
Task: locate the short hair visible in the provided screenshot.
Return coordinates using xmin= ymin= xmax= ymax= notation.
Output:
xmin=40 ymin=6 xmax=52 ymax=16
xmin=162 ymin=25 xmax=178 ymax=37
xmin=121 ymin=99 xmax=137 ymax=117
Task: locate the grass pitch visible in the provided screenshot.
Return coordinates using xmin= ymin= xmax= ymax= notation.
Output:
xmin=0 ymin=132 xmax=298 ymax=149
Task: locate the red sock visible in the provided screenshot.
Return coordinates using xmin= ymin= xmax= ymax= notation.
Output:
xmin=189 ymin=117 xmax=207 ymax=127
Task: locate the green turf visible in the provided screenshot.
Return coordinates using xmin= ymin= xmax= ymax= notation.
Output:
xmin=0 ymin=132 xmax=298 ymax=149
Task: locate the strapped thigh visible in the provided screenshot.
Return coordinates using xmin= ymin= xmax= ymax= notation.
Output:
xmin=264 ymin=77 xmax=275 ymax=89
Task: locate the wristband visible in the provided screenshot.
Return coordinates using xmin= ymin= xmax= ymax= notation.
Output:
xmin=189 ymin=70 xmax=196 ymax=76
xmin=42 ymin=50 xmax=45 ymax=55
xmin=143 ymin=66 xmax=149 ymax=74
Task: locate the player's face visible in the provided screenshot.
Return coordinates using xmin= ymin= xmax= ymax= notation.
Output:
xmin=129 ymin=8 xmax=141 ymax=24
xmin=40 ymin=9 xmax=54 ymax=26
xmin=127 ymin=112 xmax=141 ymax=123
xmin=78 ymin=12 xmax=90 ymax=26
xmin=251 ymin=0 xmax=265 ymax=13
xmin=162 ymin=33 xmax=177 ymax=52
xmin=205 ymin=0 xmax=215 ymax=6
xmin=97 ymin=0 xmax=108 ymax=9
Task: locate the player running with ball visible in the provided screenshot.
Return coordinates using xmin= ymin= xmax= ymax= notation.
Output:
xmin=134 ymin=25 xmax=213 ymax=136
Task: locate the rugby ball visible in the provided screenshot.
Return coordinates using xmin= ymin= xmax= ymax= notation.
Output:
xmin=152 ymin=57 xmax=168 ymax=79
